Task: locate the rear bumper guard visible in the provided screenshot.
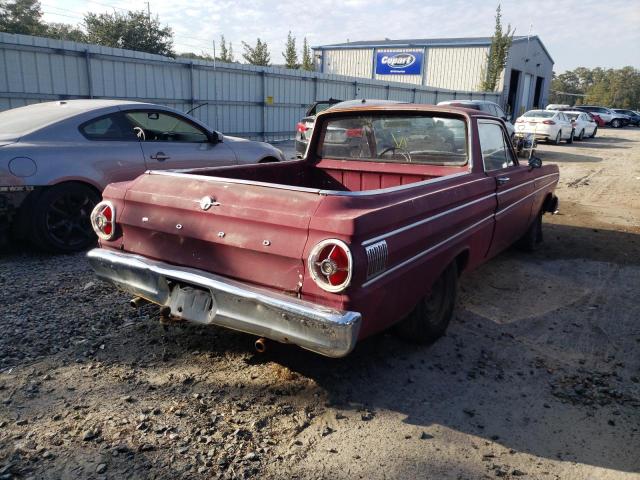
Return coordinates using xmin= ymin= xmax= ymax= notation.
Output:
xmin=87 ymin=249 xmax=361 ymax=357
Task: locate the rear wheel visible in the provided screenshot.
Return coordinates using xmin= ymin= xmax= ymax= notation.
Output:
xmin=552 ymin=131 xmax=562 ymax=145
xmin=395 ymin=263 xmax=457 ymax=344
xmin=611 ymin=118 xmax=622 ymax=128
xmin=30 ymin=183 xmax=99 ymax=253
xmin=566 ymin=129 xmax=574 ymax=144
xmin=591 ymin=126 xmax=598 ymax=138
xmin=578 ymin=129 xmax=585 ymax=140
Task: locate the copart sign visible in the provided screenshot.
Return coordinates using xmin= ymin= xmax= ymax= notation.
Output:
xmin=375 ymin=51 xmax=423 ymax=75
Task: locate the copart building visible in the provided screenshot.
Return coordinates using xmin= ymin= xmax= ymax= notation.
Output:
xmin=313 ymin=36 xmax=554 ymax=117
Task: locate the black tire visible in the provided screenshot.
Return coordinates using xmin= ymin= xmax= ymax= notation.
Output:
xmin=516 ymin=210 xmax=543 ymax=252
xmin=578 ymin=129 xmax=585 ymax=140
xmin=611 ymin=119 xmax=622 ymax=128
xmin=591 ymin=126 xmax=598 ymax=138
xmin=553 ymin=130 xmax=562 ymax=145
xmin=566 ymin=129 xmax=574 ymax=144
xmin=395 ymin=262 xmax=457 ymax=344
xmin=30 ymin=183 xmax=100 ymax=253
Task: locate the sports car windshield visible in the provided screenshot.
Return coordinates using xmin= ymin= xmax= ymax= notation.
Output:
xmin=318 ymin=114 xmax=468 ymax=165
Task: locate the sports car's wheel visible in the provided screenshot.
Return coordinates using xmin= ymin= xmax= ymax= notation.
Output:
xmin=31 ymin=183 xmax=99 ymax=253
xmin=395 ymin=262 xmax=457 ymax=344
xmin=517 ymin=210 xmax=543 ymax=252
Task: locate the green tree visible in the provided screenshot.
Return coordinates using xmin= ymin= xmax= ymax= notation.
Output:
xmin=282 ymin=31 xmax=298 ymax=69
xmin=218 ymin=34 xmax=234 ymax=62
xmin=45 ymin=23 xmax=87 ymax=42
xmin=301 ymin=37 xmax=313 ymax=71
xmin=480 ymin=4 xmax=514 ymax=92
xmin=549 ymin=66 xmax=640 ymax=109
xmin=84 ymin=10 xmax=174 ymax=56
xmin=0 ymin=0 xmax=46 ymax=35
xmin=242 ymin=38 xmax=270 ymax=66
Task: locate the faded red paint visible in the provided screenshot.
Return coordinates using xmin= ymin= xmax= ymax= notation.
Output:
xmin=97 ymin=105 xmax=559 ymax=341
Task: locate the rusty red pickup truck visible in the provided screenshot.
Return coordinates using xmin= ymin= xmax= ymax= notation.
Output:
xmin=87 ymin=104 xmax=559 ymax=357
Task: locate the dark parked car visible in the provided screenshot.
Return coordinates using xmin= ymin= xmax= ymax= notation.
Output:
xmin=575 ymin=106 xmax=627 ymax=128
xmin=612 ymin=109 xmax=640 ymax=126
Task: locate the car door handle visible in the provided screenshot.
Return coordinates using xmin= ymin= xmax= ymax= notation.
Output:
xmin=150 ymin=152 xmax=170 ymax=161
xmin=497 ymin=176 xmax=510 ymax=185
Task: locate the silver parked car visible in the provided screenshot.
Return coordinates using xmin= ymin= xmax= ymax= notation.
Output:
xmin=0 ymin=100 xmax=285 ymax=252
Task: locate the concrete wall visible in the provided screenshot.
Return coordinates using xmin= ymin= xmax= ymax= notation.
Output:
xmin=0 ymin=33 xmax=500 ymax=141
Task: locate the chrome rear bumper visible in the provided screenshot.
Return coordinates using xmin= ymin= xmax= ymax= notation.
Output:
xmin=86 ymin=249 xmax=361 ymax=357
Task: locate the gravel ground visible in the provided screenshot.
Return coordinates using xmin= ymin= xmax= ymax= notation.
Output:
xmin=1 ymin=128 xmax=639 ymax=480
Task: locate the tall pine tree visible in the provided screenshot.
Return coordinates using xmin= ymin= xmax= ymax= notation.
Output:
xmin=480 ymin=4 xmax=514 ymax=92
xmin=301 ymin=37 xmax=314 ymax=71
xmin=218 ymin=34 xmax=234 ymax=62
xmin=282 ymin=31 xmax=298 ymax=69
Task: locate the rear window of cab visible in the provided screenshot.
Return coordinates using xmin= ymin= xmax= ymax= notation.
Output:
xmin=317 ymin=114 xmax=468 ymax=166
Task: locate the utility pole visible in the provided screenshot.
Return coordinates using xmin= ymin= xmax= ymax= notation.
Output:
xmin=145 ymin=2 xmax=151 ymax=40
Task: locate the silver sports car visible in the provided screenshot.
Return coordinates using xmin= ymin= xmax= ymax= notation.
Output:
xmin=0 ymin=100 xmax=285 ymax=252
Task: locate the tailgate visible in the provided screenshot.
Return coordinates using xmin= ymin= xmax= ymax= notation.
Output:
xmin=118 ymin=172 xmax=324 ymax=292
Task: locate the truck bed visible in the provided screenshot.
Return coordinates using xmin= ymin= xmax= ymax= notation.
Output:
xmin=180 ymin=158 xmax=468 ymax=193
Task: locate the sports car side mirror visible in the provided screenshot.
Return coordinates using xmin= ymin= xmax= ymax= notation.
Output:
xmin=528 ymin=156 xmax=542 ymax=169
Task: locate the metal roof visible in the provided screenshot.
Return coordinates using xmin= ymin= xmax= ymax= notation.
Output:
xmin=313 ymin=35 xmax=554 ymax=63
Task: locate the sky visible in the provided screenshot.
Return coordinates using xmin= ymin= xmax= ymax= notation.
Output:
xmin=41 ymin=0 xmax=640 ymax=73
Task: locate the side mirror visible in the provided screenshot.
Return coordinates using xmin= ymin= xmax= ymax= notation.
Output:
xmin=211 ymin=131 xmax=223 ymax=143
xmin=528 ymin=156 xmax=542 ymax=169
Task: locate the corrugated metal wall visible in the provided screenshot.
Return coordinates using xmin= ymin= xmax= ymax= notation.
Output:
xmin=321 ymin=49 xmax=372 ymax=78
xmin=425 ymin=46 xmax=489 ymax=91
xmin=0 ymin=33 xmax=500 ymax=141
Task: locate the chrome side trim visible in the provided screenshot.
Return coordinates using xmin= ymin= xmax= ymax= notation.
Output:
xmin=362 ymin=191 xmax=496 ymax=246
xmin=362 ymin=214 xmax=494 ymax=288
xmin=496 ymin=179 xmax=559 ymax=217
xmin=498 ymin=172 xmax=560 ymax=196
xmin=365 ymin=240 xmax=388 ymax=279
xmin=148 ymin=170 xmax=324 ymax=195
xmin=87 ymin=249 xmax=361 ymax=358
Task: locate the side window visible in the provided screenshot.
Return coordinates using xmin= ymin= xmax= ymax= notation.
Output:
xmin=80 ymin=113 xmax=136 ymax=141
xmin=124 ymin=111 xmax=209 ymax=143
xmin=478 ymin=122 xmax=514 ymax=171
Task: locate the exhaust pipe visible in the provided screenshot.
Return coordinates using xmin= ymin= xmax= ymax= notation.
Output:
xmin=130 ymin=296 xmax=148 ymax=308
xmin=254 ymin=337 xmax=267 ymax=353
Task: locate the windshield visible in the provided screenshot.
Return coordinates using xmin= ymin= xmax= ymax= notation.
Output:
xmin=523 ymin=110 xmax=555 ymax=118
xmin=318 ymin=114 xmax=468 ymax=165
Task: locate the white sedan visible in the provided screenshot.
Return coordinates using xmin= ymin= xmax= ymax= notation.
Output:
xmin=563 ymin=110 xmax=598 ymax=140
xmin=515 ymin=110 xmax=575 ymax=144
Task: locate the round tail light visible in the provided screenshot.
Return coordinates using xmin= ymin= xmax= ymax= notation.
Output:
xmin=308 ymin=239 xmax=353 ymax=292
xmin=90 ymin=200 xmax=116 ymax=240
